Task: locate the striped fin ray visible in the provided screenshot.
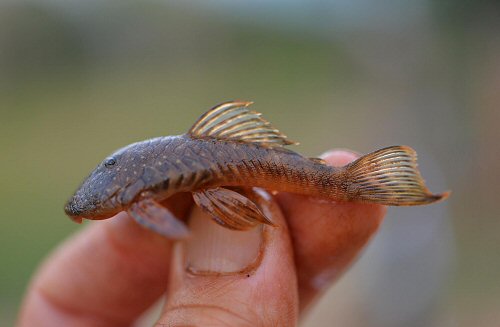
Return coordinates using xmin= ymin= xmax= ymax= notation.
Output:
xmin=188 ymin=101 xmax=297 ymax=147
xmin=192 ymin=187 xmax=275 ymax=230
xmin=345 ymin=146 xmax=449 ymax=206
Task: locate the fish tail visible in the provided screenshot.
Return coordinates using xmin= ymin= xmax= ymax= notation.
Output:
xmin=342 ymin=146 xmax=449 ymax=206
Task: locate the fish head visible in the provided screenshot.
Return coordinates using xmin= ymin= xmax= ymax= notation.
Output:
xmin=64 ymin=143 xmax=145 ymax=222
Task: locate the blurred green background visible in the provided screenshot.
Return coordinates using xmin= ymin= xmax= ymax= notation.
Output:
xmin=1 ymin=1 xmax=499 ymax=326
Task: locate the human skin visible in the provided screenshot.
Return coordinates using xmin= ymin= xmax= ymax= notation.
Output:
xmin=18 ymin=150 xmax=386 ymax=327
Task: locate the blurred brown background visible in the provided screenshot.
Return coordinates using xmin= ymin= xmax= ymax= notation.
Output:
xmin=1 ymin=1 xmax=498 ymax=326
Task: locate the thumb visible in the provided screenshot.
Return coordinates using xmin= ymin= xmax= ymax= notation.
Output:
xmin=157 ymin=189 xmax=299 ymax=326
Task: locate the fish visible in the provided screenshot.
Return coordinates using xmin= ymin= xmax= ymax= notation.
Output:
xmin=64 ymin=101 xmax=449 ymax=239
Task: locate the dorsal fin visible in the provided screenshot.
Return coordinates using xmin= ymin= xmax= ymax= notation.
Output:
xmin=188 ymin=101 xmax=297 ymax=148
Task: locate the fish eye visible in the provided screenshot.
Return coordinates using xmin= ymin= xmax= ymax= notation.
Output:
xmin=104 ymin=157 xmax=117 ymax=168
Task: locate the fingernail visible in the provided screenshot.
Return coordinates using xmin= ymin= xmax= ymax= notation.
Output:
xmin=184 ymin=206 xmax=264 ymax=275
xmin=320 ymin=149 xmax=360 ymax=167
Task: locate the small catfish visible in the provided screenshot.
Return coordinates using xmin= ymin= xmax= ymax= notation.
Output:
xmin=65 ymin=101 xmax=449 ymax=238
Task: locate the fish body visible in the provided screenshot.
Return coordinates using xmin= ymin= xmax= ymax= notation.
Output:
xmin=65 ymin=101 xmax=448 ymax=238
xmin=119 ymin=135 xmax=342 ymax=199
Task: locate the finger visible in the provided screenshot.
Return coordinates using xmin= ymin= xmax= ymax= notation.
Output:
xmin=276 ymin=150 xmax=387 ymax=312
xmin=157 ymin=189 xmax=299 ymax=326
xmin=18 ymin=193 xmax=193 ymax=327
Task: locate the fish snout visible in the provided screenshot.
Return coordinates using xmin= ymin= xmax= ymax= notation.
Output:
xmin=64 ymin=199 xmax=86 ymax=223
xmin=64 ymin=191 xmax=118 ymax=222
xmin=64 ymin=192 xmax=101 ymax=221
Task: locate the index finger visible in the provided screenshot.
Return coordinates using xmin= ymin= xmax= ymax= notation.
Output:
xmin=276 ymin=150 xmax=387 ymax=312
xmin=18 ymin=193 xmax=193 ymax=327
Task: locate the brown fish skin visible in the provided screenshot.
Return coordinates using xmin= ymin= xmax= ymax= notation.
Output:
xmin=65 ymin=101 xmax=448 ymax=237
xmin=65 ymin=135 xmax=336 ymax=219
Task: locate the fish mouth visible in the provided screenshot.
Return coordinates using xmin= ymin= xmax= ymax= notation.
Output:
xmin=67 ymin=213 xmax=114 ymax=223
xmin=64 ymin=199 xmax=95 ymax=223
xmin=69 ymin=215 xmax=84 ymax=224
xmin=64 ymin=197 xmax=120 ymax=223
xmin=65 ymin=204 xmax=86 ymax=224
xmin=64 ymin=186 xmax=124 ymax=223
xmin=65 ymin=210 xmax=113 ymax=223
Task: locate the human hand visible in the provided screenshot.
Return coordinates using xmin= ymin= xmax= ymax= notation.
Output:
xmin=18 ymin=150 xmax=386 ymax=326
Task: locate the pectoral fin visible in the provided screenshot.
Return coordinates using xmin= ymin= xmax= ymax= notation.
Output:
xmin=128 ymin=198 xmax=190 ymax=239
xmin=192 ymin=187 xmax=275 ymax=230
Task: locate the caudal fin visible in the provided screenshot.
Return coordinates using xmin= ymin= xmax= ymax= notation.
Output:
xmin=344 ymin=146 xmax=449 ymax=206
